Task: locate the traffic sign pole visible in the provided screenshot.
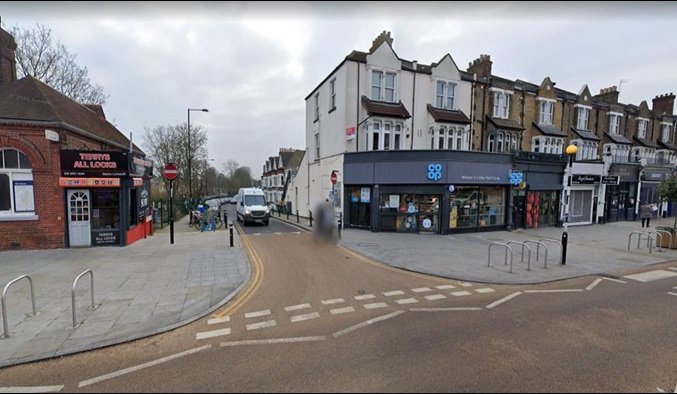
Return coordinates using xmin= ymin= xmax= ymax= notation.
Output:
xmin=164 ymin=163 xmax=179 ymax=245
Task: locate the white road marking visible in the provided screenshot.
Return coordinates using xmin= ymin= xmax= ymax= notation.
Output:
xmin=333 ymin=310 xmax=406 ymax=338
xmin=196 ymin=328 xmax=231 ymax=340
xmin=668 ymin=267 xmax=677 ymax=272
xmin=330 ymin=306 xmax=355 ymax=315
xmin=668 ymin=292 xmax=677 ymax=297
xmin=623 ymin=270 xmax=677 ymax=282
xmin=411 ymin=287 xmax=432 ymax=293
xmin=586 ymin=278 xmax=603 ymax=291
xmin=410 ymin=307 xmax=483 ymax=312
xmin=220 ymin=336 xmax=326 ymax=347
xmin=253 ymin=233 xmax=261 ymax=236
xmin=424 ymin=294 xmax=447 ymax=301
xmin=355 ymin=294 xmax=376 ymax=301
xmin=451 ymin=291 xmax=472 ymax=297
xmin=0 ymin=387 xmax=64 ymax=393
xmin=207 ymin=316 xmax=230 ymax=325
xmin=524 ymin=289 xmax=584 ymax=293
xmin=459 ymin=282 xmax=473 ymax=287
xmin=486 ymin=292 xmax=522 ymax=309
xmin=321 ymin=298 xmax=345 ymax=305
xmin=436 ymin=285 xmax=456 ymax=290
xmin=244 ymin=310 xmax=271 ymax=319
xmin=383 ymin=290 xmax=405 ymax=297
xmin=246 ymin=320 xmax=277 ymax=331
xmin=284 ymin=303 xmax=312 ymax=312
xmin=290 ymin=312 xmax=320 ymax=323
xmin=602 ymin=277 xmax=627 ymax=284
xmin=275 ymin=232 xmax=282 ymax=235
xmin=395 ymin=298 xmax=419 ymax=305
xmin=364 ymin=302 xmax=389 ymax=309
xmin=475 ymin=288 xmax=495 ymax=294
xmin=78 ymin=345 xmax=211 ymax=387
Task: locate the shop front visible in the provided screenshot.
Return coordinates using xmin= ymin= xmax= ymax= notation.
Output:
xmin=640 ymin=166 xmax=673 ymax=207
xmin=605 ymin=163 xmax=640 ymax=223
xmin=59 ymin=150 xmax=153 ymax=247
xmin=564 ymin=162 xmax=605 ymax=226
xmin=343 ymin=151 xmax=512 ymax=235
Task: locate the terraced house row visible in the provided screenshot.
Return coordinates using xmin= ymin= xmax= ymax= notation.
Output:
xmin=294 ymin=31 xmax=676 ymax=234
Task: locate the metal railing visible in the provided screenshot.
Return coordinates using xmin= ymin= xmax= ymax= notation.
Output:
xmin=72 ymin=270 xmax=96 ymax=328
xmin=539 ymin=239 xmax=564 ymax=265
xmin=488 ymin=242 xmax=514 ymax=273
xmin=506 ymin=241 xmax=532 ymax=271
xmin=628 ymin=231 xmax=655 ymax=253
xmin=525 ymin=240 xmax=549 ymax=268
xmin=2 ymin=275 xmax=37 ymax=338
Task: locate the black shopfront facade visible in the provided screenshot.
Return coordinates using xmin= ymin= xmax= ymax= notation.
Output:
xmin=343 ymin=151 xmax=513 ymax=235
xmin=605 ymin=163 xmax=640 ymax=223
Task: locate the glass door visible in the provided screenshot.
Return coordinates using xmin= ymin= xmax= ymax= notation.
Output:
xmin=68 ymin=189 xmax=91 ymax=247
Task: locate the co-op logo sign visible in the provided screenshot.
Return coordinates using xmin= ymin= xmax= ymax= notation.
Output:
xmin=427 ymin=163 xmax=443 ymax=181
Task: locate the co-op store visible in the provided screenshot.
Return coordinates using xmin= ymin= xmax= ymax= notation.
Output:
xmin=59 ymin=150 xmax=153 ymax=247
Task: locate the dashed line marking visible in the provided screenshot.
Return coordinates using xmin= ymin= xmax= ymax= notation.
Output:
xmin=475 ymin=288 xmax=495 ymax=294
xmin=383 ymin=290 xmax=405 ymax=297
xmin=424 ymin=294 xmax=447 ymax=301
xmin=355 ymin=294 xmax=376 ymax=301
xmin=459 ymin=282 xmax=473 ymax=287
xmin=436 ymin=285 xmax=456 ymax=290
xmin=410 ymin=307 xmax=483 ymax=312
xmin=284 ymin=303 xmax=311 ymax=312
xmin=623 ymin=270 xmax=677 ymax=282
xmin=290 ymin=312 xmax=320 ymax=323
xmin=668 ymin=292 xmax=677 ymax=297
xmin=207 ymin=316 xmax=230 ymax=325
xmin=602 ymin=277 xmax=627 ymax=284
xmin=330 ymin=306 xmax=355 ymax=315
xmin=524 ymin=289 xmax=584 ymax=293
xmin=586 ymin=278 xmax=603 ymax=291
xmin=364 ymin=302 xmax=389 ymax=310
xmin=246 ymin=320 xmax=277 ymax=331
xmin=321 ymin=298 xmax=345 ymax=305
xmin=411 ymin=287 xmax=432 ymax=293
xmin=668 ymin=267 xmax=677 ymax=272
xmin=486 ymin=292 xmax=522 ymax=309
xmin=395 ymin=298 xmax=419 ymax=305
xmin=333 ymin=311 xmax=406 ymax=338
xmin=451 ymin=291 xmax=472 ymax=297
xmin=0 ymin=386 xmax=65 ymax=393
xmin=220 ymin=336 xmax=326 ymax=347
xmin=196 ymin=328 xmax=231 ymax=340
xmin=244 ymin=310 xmax=271 ymax=319
xmin=78 ymin=345 xmax=211 ymax=387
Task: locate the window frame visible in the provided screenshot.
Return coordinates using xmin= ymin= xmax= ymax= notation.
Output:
xmin=0 ymin=148 xmax=36 ymax=219
xmin=329 ymin=78 xmax=336 ymax=111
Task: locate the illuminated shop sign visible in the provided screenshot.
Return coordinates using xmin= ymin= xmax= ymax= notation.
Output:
xmin=61 ymin=150 xmax=128 ymax=177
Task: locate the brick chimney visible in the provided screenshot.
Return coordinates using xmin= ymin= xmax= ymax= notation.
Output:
xmin=652 ymin=93 xmax=675 ymax=115
xmin=369 ymin=31 xmax=394 ymax=53
xmin=0 ymin=20 xmax=17 ymax=85
xmin=594 ymin=86 xmax=619 ymax=104
xmin=467 ymin=54 xmax=492 ymax=79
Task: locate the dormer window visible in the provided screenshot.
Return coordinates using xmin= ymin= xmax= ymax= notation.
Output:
xmin=608 ymin=113 xmax=622 ymax=135
xmin=661 ymin=123 xmax=673 ymax=143
xmin=538 ymin=99 xmax=554 ymax=125
xmin=637 ymin=119 xmax=648 ymax=139
xmin=435 ymin=81 xmax=456 ymax=110
xmin=576 ymin=106 xmax=590 ymax=130
xmin=492 ymin=91 xmax=510 ymax=119
xmin=371 ymin=70 xmax=397 ymax=103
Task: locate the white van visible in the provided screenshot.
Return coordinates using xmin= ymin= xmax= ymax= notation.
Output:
xmin=236 ymin=188 xmax=270 ymax=226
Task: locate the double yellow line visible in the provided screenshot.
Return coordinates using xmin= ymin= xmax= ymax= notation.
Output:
xmin=213 ymin=226 xmax=264 ymax=319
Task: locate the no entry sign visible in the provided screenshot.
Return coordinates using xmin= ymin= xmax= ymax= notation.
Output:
xmin=331 ymin=171 xmax=337 ymax=185
xmin=164 ymin=163 xmax=178 ymax=181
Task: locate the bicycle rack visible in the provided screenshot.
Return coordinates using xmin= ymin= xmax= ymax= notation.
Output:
xmin=655 ymin=230 xmax=673 ymax=253
xmin=628 ymin=231 xmax=654 ymax=252
xmin=72 ymin=270 xmax=97 ymax=328
xmin=525 ymin=240 xmax=549 ymax=268
xmin=539 ymin=239 xmax=563 ymax=265
xmin=506 ymin=241 xmax=532 ymax=271
xmin=2 ymin=275 xmax=37 ymax=338
xmin=488 ymin=242 xmax=514 ymax=273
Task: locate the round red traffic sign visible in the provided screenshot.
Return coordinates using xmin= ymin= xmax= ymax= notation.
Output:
xmin=330 ymin=171 xmax=337 ymax=185
xmin=164 ymin=163 xmax=179 ymax=181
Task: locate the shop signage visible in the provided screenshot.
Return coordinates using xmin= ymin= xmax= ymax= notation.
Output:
xmin=59 ymin=177 xmax=121 ymax=188
xmin=571 ymin=174 xmax=600 ymax=185
xmin=427 ymin=163 xmax=443 ymax=181
xmin=642 ymin=169 xmax=672 ymax=182
xmin=61 ymin=150 xmax=128 ymax=177
xmin=130 ymin=155 xmax=154 ymax=178
xmin=509 ymin=170 xmax=524 ymax=186
xmin=345 ymin=127 xmax=356 ymax=141
xmin=601 ymin=176 xmax=620 ymax=185
xmin=92 ymin=230 xmax=120 ymax=246
xmin=360 ymin=187 xmax=370 ymax=203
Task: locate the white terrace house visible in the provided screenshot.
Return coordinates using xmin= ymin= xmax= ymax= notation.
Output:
xmin=302 ymin=31 xmax=474 ymax=215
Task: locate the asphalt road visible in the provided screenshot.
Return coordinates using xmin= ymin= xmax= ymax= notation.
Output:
xmin=1 ymin=215 xmax=676 ymax=392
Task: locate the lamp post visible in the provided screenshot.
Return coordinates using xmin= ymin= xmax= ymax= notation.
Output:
xmin=204 ymin=158 xmax=215 ymax=197
xmin=562 ymin=144 xmax=578 ymax=266
xmin=187 ymin=108 xmax=209 ymax=202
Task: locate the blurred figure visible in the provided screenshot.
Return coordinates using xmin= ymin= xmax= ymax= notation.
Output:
xmin=640 ymin=202 xmax=651 ymax=228
xmin=314 ymin=198 xmax=336 ymax=243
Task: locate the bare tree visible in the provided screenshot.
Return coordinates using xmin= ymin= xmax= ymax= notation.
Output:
xmin=10 ymin=23 xmax=108 ymax=105
xmin=223 ymin=160 xmax=240 ymax=178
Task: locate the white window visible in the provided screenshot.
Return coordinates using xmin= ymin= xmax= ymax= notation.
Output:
xmin=371 ymin=70 xmax=382 ymax=101
xmin=533 ymin=137 xmax=541 ymax=153
xmin=0 ymin=149 xmax=35 ymax=216
xmin=371 ymin=122 xmax=380 ymax=151
xmin=394 ymin=124 xmax=402 ymax=150
xmin=637 ymin=119 xmax=648 ymax=139
xmin=438 ymin=127 xmax=446 ymax=150
xmin=435 ymin=81 xmax=456 ymax=110
xmin=383 ymin=122 xmax=392 ymax=150
xmin=661 ymin=123 xmax=673 ymax=143
xmin=371 ymin=70 xmax=397 ymax=103
xmin=576 ymin=107 xmax=590 ymax=130
xmin=539 ymin=100 xmax=554 ymax=125
xmin=455 ymin=129 xmax=464 ymax=150
xmin=313 ymin=94 xmax=319 ymax=121
xmin=493 ymin=92 xmax=510 ymax=119
xmin=329 ymin=78 xmax=336 ymax=110
xmin=314 ymin=132 xmax=320 ymax=160
xmin=609 ymin=114 xmax=621 ymax=135
xmin=497 ymin=132 xmax=504 ymax=152
xmin=384 ymin=73 xmax=395 ymax=103
xmin=370 ymin=120 xmax=403 ymax=151
xmin=487 ymin=134 xmax=495 ymax=152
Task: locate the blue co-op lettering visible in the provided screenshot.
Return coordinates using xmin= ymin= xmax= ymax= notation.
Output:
xmin=427 ymin=163 xmax=442 ymax=181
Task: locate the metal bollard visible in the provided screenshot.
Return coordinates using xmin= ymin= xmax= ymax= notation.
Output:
xmin=561 ymin=230 xmax=568 ymax=266
xmin=287 ymin=210 xmax=290 ymax=220
xmin=338 ymin=214 xmax=342 ymax=239
xmin=309 ymin=211 xmax=313 ymax=227
xmin=297 ymin=210 xmax=300 ymax=223
xmin=229 ymin=224 xmax=234 ymax=247
xmin=224 ymin=211 xmax=228 ymax=225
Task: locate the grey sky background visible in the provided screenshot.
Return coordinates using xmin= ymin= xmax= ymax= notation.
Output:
xmin=2 ymin=2 xmax=677 ymax=178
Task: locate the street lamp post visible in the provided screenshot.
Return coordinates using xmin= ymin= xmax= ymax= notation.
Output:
xmin=187 ymin=108 xmax=209 ymax=202
xmin=204 ymin=158 xmax=215 ymax=197
xmin=562 ymin=144 xmax=578 ymax=266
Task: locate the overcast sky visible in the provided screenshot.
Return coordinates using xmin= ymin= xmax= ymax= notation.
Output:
xmin=2 ymin=2 xmax=677 ymax=178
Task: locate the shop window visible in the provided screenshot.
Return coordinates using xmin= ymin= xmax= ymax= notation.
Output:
xmin=526 ymin=191 xmax=558 ymax=228
xmin=450 ymin=186 xmax=505 ymax=230
xmin=92 ymin=189 xmax=120 ymax=231
xmin=0 ymin=149 xmax=35 ymax=216
xmin=380 ymin=194 xmax=439 ymax=233
xmin=349 ymin=186 xmax=371 ymax=228
xmin=129 ymin=189 xmax=138 ymax=227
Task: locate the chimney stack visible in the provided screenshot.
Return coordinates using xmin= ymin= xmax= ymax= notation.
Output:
xmin=652 ymin=93 xmax=675 ymax=115
xmin=467 ymin=54 xmax=492 ymax=79
xmin=594 ymin=85 xmax=619 ymax=104
xmin=369 ymin=31 xmax=394 ymax=53
xmin=0 ymin=21 xmax=17 ymax=85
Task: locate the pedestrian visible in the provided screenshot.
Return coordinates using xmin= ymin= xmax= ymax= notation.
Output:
xmin=640 ymin=202 xmax=652 ymax=228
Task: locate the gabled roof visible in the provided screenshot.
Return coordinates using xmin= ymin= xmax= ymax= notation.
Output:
xmin=361 ymin=96 xmax=411 ymax=119
xmin=606 ymin=133 xmax=632 ymax=145
xmin=571 ymin=127 xmax=601 ymax=141
xmin=0 ymin=76 xmax=143 ymax=154
xmin=427 ymin=105 xmax=470 ymax=124
xmin=487 ymin=116 xmax=525 ymax=131
xmin=286 ymin=150 xmax=305 ymax=172
xmin=533 ymin=122 xmax=567 ymax=137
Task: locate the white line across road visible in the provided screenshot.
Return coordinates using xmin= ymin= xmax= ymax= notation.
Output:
xmin=290 ymin=312 xmax=320 ymax=323
xmin=668 ymin=292 xmax=677 ymax=297
xmin=333 ymin=310 xmax=406 ymax=338
xmin=207 ymin=316 xmax=230 ymax=325
xmin=486 ymin=292 xmax=522 ymax=310
xmin=602 ymin=277 xmax=627 ymax=284
xmin=451 ymin=291 xmax=471 ymax=297
xmin=424 ymin=294 xmax=447 ymax=301
xmin=220 ymin=337 xmax=326 ymax=347
xmin=284 ymin=303 xmax=312 ymax=312
xmin=410 ymin=307 xmax=483 ymax=312
xmin=436 ymin=285 xmax=456 ymax=290
xmin=364 ymin=302 xmax=389 ymax=310
xmin=586 ymin=278 xmax=603 ymax=291
xmin=321 ymin=298 xmax=345 ymax=305
xmin=246 ymin=320 xmax=277 ymax=331
xmin=355 ymin=294 xmax=376 ymax=301
xmin=623 ymin=270 xmax=677 ymax=282
xmin=383 ymin=290 xmax=405 ymax=297
xmin=0 ymin=386 xmax=64 ymax=393
xmin=196 ymin=328 xmax=231 ymax=340
xmin=78 ymin=345 xmax=211 ymax=388
xmin=411 ymin=287 xmax=432 ymax=293
xmin=330 ymin=306 xmax=355 ymax=315
xmin=523 ymin=289 xmax=585 ymax=293
xmin=244 ymin=310 xmax=271 ymax=319
xmin=669 ymin=267 xmax=677 ymax=272
xmin=395 ymin=298 xmax=419 ymax=305
xmin=475 ymin=288 xmax=495 ymax=294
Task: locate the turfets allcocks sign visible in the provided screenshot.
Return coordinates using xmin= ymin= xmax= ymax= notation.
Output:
xmin=60 ymin=150 xmax=128 ymax=177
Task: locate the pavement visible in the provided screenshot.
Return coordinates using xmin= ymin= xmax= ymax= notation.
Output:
xmin=0 ymin=215 xmax=248 ymax=368
xmin=2 ymin=209 xmax=676 ymax=369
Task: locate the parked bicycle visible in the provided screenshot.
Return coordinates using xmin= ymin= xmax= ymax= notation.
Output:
xmin=193 ymin=209 xmax=223 ymax=231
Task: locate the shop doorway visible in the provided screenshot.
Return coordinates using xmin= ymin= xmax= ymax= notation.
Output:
xmin=512 ymin=191 xmax=526 ymax=228
xmin=68 ymin=189 xmax=91 ymax=247
xmin=348 ymin=186 xmax=371 ymax=228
